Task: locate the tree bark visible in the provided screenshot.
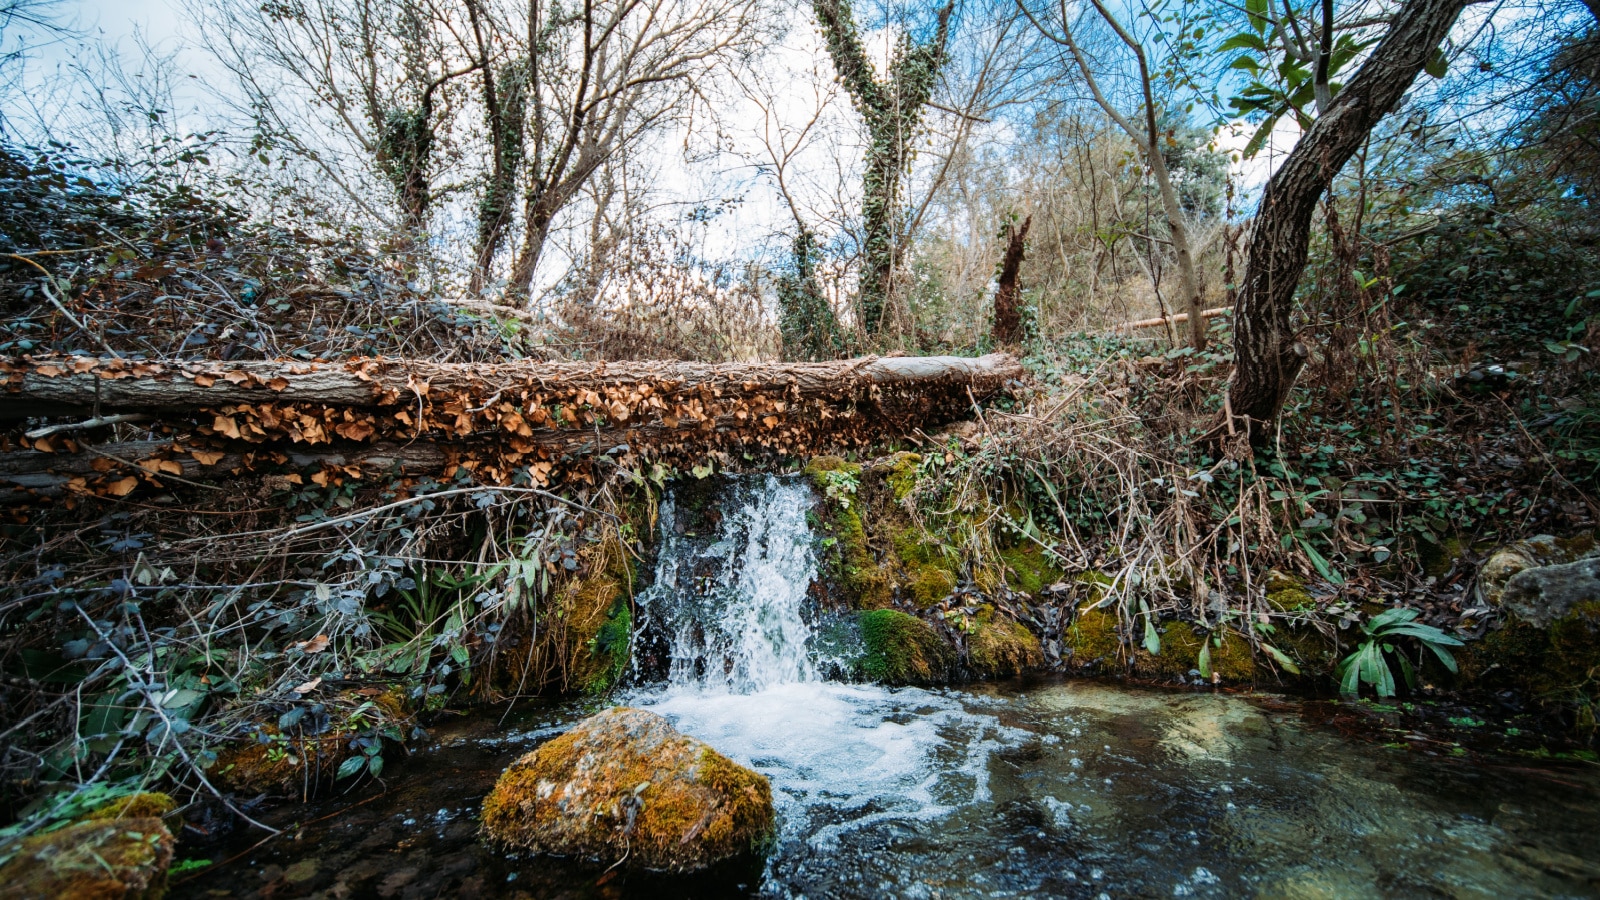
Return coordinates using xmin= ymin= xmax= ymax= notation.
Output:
xmin=991 ymin=215 xmax=1032 ymax=346
xmin=0 ymin=354 xmax=1023 ymax=503
xmin=1228 ymin=0 xmax=1472 ymax=431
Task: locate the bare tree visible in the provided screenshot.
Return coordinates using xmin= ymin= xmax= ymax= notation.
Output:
xmin=1019 ymin=0 xmax=1209 ymax=349
xmin=1228 ymin=0 xmax=1475 ymax=432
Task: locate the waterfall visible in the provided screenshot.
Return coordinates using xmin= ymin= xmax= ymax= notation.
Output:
xmin=633 ymin=474 xmax=822 ymax=692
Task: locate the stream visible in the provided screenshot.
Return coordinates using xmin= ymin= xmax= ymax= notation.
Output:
xmin=177 ymin=476 xmax=1600 ymax=899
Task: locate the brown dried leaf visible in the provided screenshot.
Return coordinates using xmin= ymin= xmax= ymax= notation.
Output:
xmin=193 ymin=373 xmax=217 ymax=388
xmin=191 ymin=450 xmax=226 ymax=465
xmin=34 ymin=365 xmax=64 ymax=377
xmin=213 ymin=416 xmax=241 ymax=440
xmin=107 ymin=476 xmax=139 ymax=496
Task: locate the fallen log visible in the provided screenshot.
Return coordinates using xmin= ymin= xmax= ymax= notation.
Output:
xmin=0 ymin=353 xmax=1023 ymax=504
xmin=1112 ymin=307 xmax=1232 ymax=332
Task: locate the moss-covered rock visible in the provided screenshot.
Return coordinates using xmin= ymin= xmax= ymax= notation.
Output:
xmin=1264 ymin=570 xmax=1315 ymax=612
xmin=968 ymin=607 xmax=1043 ymax=677
xmin=481 ymin=707 xmax=774 ymax=873
xmin=81 ymin=794 xmax=179 ymax=832
xmin=858 ymin=609 xmax=953 ymax=685
xmin=1064 ymin=606 xmax=1122 ymax=671
xmin=1477 ymin=534 xmax=1599 ymax=607
xmin=0 ymin=817 xmax=174 ymax=899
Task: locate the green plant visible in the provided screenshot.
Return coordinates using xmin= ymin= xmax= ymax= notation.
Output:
xmin=1337 ymin=608 xmax=1463 ymax=698
xmin=816 ymin=467 xmax=860 ymax=510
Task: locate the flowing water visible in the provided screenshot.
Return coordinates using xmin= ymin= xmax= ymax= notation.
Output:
xmin=178 ymin=476 xmax=1600 ymax=899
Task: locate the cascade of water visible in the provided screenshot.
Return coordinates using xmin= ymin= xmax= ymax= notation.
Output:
xmin=634 ymin=474 xmax=821 ymax=692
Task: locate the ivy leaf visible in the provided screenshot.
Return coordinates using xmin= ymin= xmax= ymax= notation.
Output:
xmin=1424 ymin=46 xmax=1449 ymax=79
xmin=336 ymin=755 xmax=365 ymax=780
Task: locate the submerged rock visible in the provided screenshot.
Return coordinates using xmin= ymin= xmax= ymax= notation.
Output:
xmin=480 ymin=707 xmax=775 ymax=873
xmin=0 ymin=817 xmax=174 ymax=899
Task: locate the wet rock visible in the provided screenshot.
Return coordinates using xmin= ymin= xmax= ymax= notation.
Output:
xmin=480 ymin=707 xmax=775 ymax=873
xmin=1501 ymin=558 xmax=1600 ymax=629
xmin=1477 ymin=534 xmax=1597 ymax=607
xmin=0 ymin=817 xmax=174 ymax=899
xmin=858 ymin=609 xmax=953 ymax=684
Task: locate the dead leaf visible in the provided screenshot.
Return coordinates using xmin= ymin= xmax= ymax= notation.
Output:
xmin=292 ymin=677 xmax=322 ymax=694
xmin=267 ymin=376 xmax=289 ymax=392
xmin=213 ymin=416 xmax=241 ymax=440
xmin=193 ymin=373 xmax=217 ymax=387
xmin=295 ymin=634 xmax=330 ymax=654
xmin=191 ymin=449 xmax=225 ymax=465
xmin=107 ymin=476 xmax=139 ymax=496
xmin=33 ymin=365 xmax=64 ymax=377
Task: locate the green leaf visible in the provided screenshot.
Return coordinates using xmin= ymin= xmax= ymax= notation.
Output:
xmin=1197 ymin=640 xmax=1213 ymax=679
xmin=1424 ymin=46 xmax=1448 ymax=79
xmin=1366 ymin=607 xmax=1419 ymax=631
xmin=1299 ymin=539 xmax=1343 ymax=585
xmin=1243 ymin=114 xmax=1280 ymax=159
xmin=1246 ymin=0 xmax=1269 ymax=33
xmin=1219 ymin=32 xmax=1268 ymax=53
xmin=1144 ymin=615 xmax=1162 ymax=655
xmin=336 ymin=755 xmax=365 ymax=780
xmin=1261 ymin=643 xmax=1301 ymax=675
xmin=1425 ymin=642 xmax=1459 ymax=674
xmin=367 ymin=755 xmax=384 ymax=777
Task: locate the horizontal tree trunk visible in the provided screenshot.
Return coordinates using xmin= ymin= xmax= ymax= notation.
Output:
xmin=0 ymin=353 xmax=1023 ymax=504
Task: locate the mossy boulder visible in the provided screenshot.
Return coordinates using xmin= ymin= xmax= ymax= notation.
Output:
xmin=0 ymin=817 xmax=174 ymax=899
xmin=858 ymin=609 xmax=953 ymax=685
xmin=968 ymin=608 xmax=1043 ymax=677
xmin=81 ymin=794 xmax=180 ymax=833
xmin=1477 ymin=534 xmax=1598 ymax=607
xmin=1264 ymin=570 xmax=1315 ymax=612
xmin=1500 ymin=558 xmax=1600 ymax=628
xmin=1064 ymin=606 xmax=1122 ymax=670
xmin=481 ymin=707 xmax=774 ymax=873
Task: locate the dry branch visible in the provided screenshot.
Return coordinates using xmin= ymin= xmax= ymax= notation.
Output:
xmin=0 ymin=353 xmax=1023 ymax=504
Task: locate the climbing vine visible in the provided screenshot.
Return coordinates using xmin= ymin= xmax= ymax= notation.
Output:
xmin=813 ymin=0 xmax=954 ymax=336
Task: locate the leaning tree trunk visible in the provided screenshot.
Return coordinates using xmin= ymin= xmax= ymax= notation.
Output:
xmin=0 ymin=354 xmax=1022 ymax=504
xmin=1228 ymin=0 xmax=1472 ymax=431
xmin=991 ymin=215 xmax=1032 ymax=346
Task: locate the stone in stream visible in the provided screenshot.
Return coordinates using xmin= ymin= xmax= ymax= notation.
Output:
xmin=0 ymin=817 xmax=175 ymax=899
xmin=480 ymin=707 xmax=775 ymax=873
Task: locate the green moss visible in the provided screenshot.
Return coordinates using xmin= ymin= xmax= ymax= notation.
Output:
xmin=806 ymin=456 xmax=889 ymax=609
xmin=693 ymin=748 xmax=778 ymax=854
xmin=82 ymin=793 xmax=178 ymax=830
xmin=1264 ymin=570 xmax=1314 ymax=612
xmin=878 ymin=451 xmax=923 ymax=502
xmin=585 ymin=599 xmax=633 ymax=695
xmin=481 ymin=708 xmax=774 ymax=872
xmin=859 ymin=609 xmax=953 ymax=685
xmin=0 ymin=817 xmax=174 ymax=899
xmin=998 ymin=545 xmax=1065 ymax=596
xmin=968 ymin=608 xmax=1043 ymax=677
xmin=1065 ymin=607 xmax=1122 ymax=670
